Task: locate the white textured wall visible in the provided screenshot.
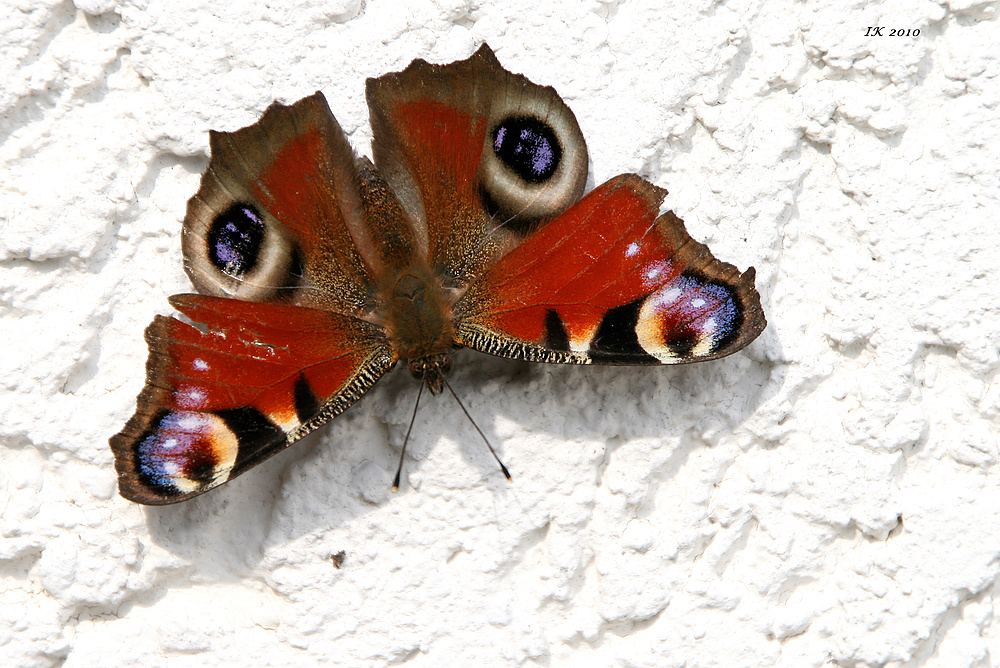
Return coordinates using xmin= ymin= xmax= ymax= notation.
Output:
xmin=2 ymin=1 xmax=998 ymax=666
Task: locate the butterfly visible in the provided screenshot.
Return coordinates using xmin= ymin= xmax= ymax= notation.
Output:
xmin=110 ymin=44 xmax=766 ymax=505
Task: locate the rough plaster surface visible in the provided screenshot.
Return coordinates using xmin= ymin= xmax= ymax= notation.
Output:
xmin=2 ymin=0 xmax=998 ymax=666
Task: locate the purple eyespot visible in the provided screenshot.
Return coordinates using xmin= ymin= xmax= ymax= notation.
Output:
xmin=492 ymin=116 xmax=561 ymax=183
xmin=135 ymin=410 xmax=219 ymax=493
xmin=208 ymin=204 xmax=265 ymax=277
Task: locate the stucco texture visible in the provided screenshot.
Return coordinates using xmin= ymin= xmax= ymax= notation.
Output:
xmin=2 ymin=0 xmax=999 ymax=666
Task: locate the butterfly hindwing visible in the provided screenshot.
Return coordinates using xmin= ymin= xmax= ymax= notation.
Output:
xmin=454 ymin=174 xmax=766 ymax=365
xmin=110 ymin=295 xmax=396 ymax=504
xmin=366 ymin=44 xmax=589 ymax=281
xmin=182 ymin=93 xmax=381 ymax=313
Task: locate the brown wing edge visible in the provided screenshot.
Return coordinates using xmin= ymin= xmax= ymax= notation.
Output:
xmin=652 ymin=210 xmax=767 ymax=363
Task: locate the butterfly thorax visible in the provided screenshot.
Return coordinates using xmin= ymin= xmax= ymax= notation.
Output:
xmin=381 ymin=264 xmax=456 ymax=393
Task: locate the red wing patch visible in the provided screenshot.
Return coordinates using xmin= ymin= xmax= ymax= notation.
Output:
xmin=110 ymin=295 xmax=395 ymax=504
xmin=455 ymin=174 xmax=765 ymax=365
xmin=369 ymin=93 xmax=489 ymax=271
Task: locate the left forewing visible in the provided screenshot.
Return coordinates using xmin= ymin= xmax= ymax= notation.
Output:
xmin=110 ymin=294 xmax=395 ymax=505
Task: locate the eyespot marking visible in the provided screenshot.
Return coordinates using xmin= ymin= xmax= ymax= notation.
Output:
xmin=208 ymin=204 xmax=265 ymax=277
xmin=492 ymin=116 xmax=562 ymax=183
xmin=135 ymin=410 xmax=238 ymax=495
xmin=636 ymin=273 xmax=745 ymax=362
xmin=589 ymin=298 xmax=658 ymax=363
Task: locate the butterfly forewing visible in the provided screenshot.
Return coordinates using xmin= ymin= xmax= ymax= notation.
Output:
xmin=111 ymin=295 xmax=395 ymax=504
xmin=454 ymin=174 xmax=766 ymax=365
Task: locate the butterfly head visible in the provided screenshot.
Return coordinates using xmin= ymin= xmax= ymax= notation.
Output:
xmin=407 ymin=353 xmax=452 ymax=395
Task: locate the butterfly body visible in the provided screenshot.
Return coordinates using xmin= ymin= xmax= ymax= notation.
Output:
xmin=111 ymin=45 xmax=766 ymax=505
xmin=383 ymin=266 xmax=452 ymax=354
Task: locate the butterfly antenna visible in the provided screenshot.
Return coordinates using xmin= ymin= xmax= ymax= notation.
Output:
xmin=442 ymin=377 xmax=512 ymax=483
xmin=393 ymin=383 xmax=424 ymax=491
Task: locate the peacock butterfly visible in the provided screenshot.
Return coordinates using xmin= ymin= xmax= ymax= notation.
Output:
xmin=110 ymin=44 xmax=766 ymax=505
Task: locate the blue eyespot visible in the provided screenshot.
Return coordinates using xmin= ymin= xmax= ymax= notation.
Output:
xmin=492 ymin=116 xmax=561 ymax=183
xmin=208 ymin=204 xmax=265 ymax=277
